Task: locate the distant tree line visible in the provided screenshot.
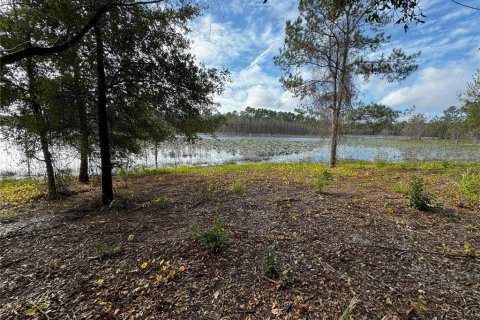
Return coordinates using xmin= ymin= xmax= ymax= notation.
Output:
xmin=220 ymin=97 xmax=480 ymax=142
xmin=219 ymin=107 xmax=316 ymax=135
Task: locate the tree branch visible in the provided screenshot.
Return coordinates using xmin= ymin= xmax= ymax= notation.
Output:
xmin=0 ymin=0 xmax=165 ymax=66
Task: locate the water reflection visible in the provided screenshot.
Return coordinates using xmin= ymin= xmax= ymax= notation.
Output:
xmin=1 ymin=135 xmax=479 ymax=178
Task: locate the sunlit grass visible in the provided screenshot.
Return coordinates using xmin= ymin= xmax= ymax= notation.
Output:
xmin=122 ymin=161 xmax=480 ymax=178
xmin=0 ymin=178 xmax=44 ymax=207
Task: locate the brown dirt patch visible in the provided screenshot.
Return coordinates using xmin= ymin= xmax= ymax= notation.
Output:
xmin=1 ymin=167 xmax=479 ymax=319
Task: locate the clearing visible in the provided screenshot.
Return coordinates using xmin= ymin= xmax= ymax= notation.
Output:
xmin=1 ymin=162 xmax=479 ymax=319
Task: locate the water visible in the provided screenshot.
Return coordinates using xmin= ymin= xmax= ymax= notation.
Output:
xmin=1 ymin=135 xmax=479 ymax=178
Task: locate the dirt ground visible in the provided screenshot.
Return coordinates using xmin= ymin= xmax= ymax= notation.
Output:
xmin=1 ymin=165 xmax=479 ymax=319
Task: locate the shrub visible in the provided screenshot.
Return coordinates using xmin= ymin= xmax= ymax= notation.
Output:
xmin=314 ymin=169 xmax=333 ymax=193
xmin=408 ymin=177 xmax=430 ymax=211
xmin=191 ymin=219 xmax=228 ymax=253
xmin=262 ymin=244 xmax=283 ymax=279
xmin=230 ymin=180 xmax=244 ymax=193
xmin=153 ymin=195 xmax=170 ymax=208
xmin=95 ymin=243 xmax=120 ymax=260
xmin=457 ymin=170 xmax=480 ymax=201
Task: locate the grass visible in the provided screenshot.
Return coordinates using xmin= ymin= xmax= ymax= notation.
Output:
xmin=457 ymin=170 xmax=480 ymax=201
xmin=0 ymin=178 xmax=43 ymax=207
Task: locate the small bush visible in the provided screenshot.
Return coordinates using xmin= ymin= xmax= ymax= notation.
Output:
xmin=408 ymin=177 xmax=431 ymax=211
xmin=457 ymin=170 xmax=480 ymax=201
xmin=191 ymin=219 xmax=228 ymax=253
xmin=95 ymin=243 xmax=120 ymax=260
xmin=262 ymin=244 xmax=283 ymax=279
xmin=153 ymin=195 xmax=170 ymax=207
xmin=314 ymin=169 xmax=333 ymax=193
xmin=230 ymin=180 xmax=244 ymax=193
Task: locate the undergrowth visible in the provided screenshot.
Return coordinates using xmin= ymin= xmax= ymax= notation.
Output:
xmin=457 ymin=170 xmax=480 ymax=201
xmin=408 ymin=177 xmax=431 ymax=211
xmin=0 ymin=178 xmax=43 ymax=207
xmin=191 ymin=219 xmax=229 ymax=253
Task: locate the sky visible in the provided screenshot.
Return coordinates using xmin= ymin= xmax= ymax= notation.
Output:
xmin=188 ymin=0 xmax=480 ymax=117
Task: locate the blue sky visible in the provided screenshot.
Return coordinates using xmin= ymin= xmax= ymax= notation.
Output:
xmin=189 ymin=0 xmax=480 ymax=117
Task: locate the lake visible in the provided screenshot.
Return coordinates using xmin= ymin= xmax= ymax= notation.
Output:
xmin=1 ymin=135 xmax=479 ymax=178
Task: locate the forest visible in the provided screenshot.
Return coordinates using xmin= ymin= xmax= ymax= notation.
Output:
xmin=1 ymin=1 xmax=479 ymax=319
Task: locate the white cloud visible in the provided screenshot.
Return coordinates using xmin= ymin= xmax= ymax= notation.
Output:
xmin=379 ymin=66 xmax=473 ymax=110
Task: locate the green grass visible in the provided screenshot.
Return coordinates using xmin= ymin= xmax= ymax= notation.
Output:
xmin=120 ymin=161 xmax=480 ymax=178
xmin=457 ymin=170 xmax=480 ymax=201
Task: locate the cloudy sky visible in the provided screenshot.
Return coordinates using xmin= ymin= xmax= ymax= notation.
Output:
xmin=189 ymin=0 xmax=480 ymax=116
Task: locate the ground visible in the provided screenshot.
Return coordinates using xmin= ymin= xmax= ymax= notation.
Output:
xmin=1 ymin=162 xmax=479 ymax=319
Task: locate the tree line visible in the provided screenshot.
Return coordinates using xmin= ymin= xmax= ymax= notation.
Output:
xmin=219 ymin=94 xmax=480 ymax=142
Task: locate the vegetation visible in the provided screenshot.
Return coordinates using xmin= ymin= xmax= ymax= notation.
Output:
xmin=408 ymin=177 xmax=431 ymax=211
xmin=313 ymin=169 xmax=333 ymax=193
xmin=95 ymin=243 xmax=120 ymax=260
xmin=275 ymin=0 xmax=418 ymax=167
xmin=191 ymin=219 xmax=229 ymax=253
xmin=262 ymin=244 xmax=284 ymax=279
xmin=457 ymin=170 xmax=480 ymax=201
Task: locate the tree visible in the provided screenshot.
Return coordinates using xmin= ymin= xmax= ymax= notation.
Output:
xmin=345 ymin=103 xmax=401 ymax=135
xmin=1 ymin=1 xmax=228 ymax=205
xmin=0 ymin=1 xmax=169 ymax=66
xmin=402 ymin=113 xmax=427 ymax=140
xmin=459 ymin=69 xmax=480 ymax=141
xmin=275 ymin=0 xmax=418 ymax=167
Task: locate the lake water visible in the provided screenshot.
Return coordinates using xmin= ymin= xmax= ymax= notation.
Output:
xmin=1 ymin=135 xmax=479 ymax=178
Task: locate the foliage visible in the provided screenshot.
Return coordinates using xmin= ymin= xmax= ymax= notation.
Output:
xmin=390 ymin=182 xmax=408 ymax=194
xmin=262 ymin=244 xmax=284 ymax=279
xmin=457 ymin=170 xmax=480 ymax=201
xmin=230 ymin=180 xmax=244 ymax=193
xmin=191 ymin=220 xmax=229 ymax=253
xmin=339 ymin=296 xmax=359 ymax=320
xmin=95 ymin=243 xmax=120 ymax=260
xmin=0 ymin=178 xmax=43 ymax=206
xmin=275 ymin=0 xmax=418 ymax=166
xmin=408 ymin=177 xmax=431 ymax=211
xmin=153 ymin=195 xmax=170 ymax=208
xmin=314 ymin=169 xmax=333 ymax=193
xmin=345 ymin=103 xmax=402 ymax=135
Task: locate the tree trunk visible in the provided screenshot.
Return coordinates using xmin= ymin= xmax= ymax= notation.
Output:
xmin=26 ymin=58 xmax=57 ymax=197
xmin=154 ymin=143 xmax=158 ymax=168
xmin=330 ymin=102 xmax=340 ymax=168
xmin=34 ymin=102 xmax=57 ymax=198
xmin=94 ymin=24 xmax=113 ymax=205
xmin=78 ymin=101 xmax=90 ymax=183
xmin=75 ymin=63 xmax=90 ymax=183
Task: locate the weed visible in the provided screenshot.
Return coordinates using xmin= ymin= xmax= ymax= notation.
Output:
xmin=230 ymin=180 xmax=244 ymax=193
xmin=339 ymin=296 xmax=359 ymax=320
xmin=95 ymin=243 xmax=120 ymax=260
xmin=390 ymin=181 xmax=408 ymax=194
xmin=457 ymin=170 xmax=480 ymax=201
xmin=262 ymin=244 xmax=283 ymax=279
xmin=408 ymin=177 xmax=431 ymax=211
xmin=313 ymin=169 xmax=333 ymax=193
xmin=441 ymin=159 xmax=452 ymax=169
xmin=191 ymin=219 xmax=228 ymax=253
xmin=153 ymin=195 xmax=170 ymax=208
xmin=374 ymin=159 xmax=389 ymax=168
